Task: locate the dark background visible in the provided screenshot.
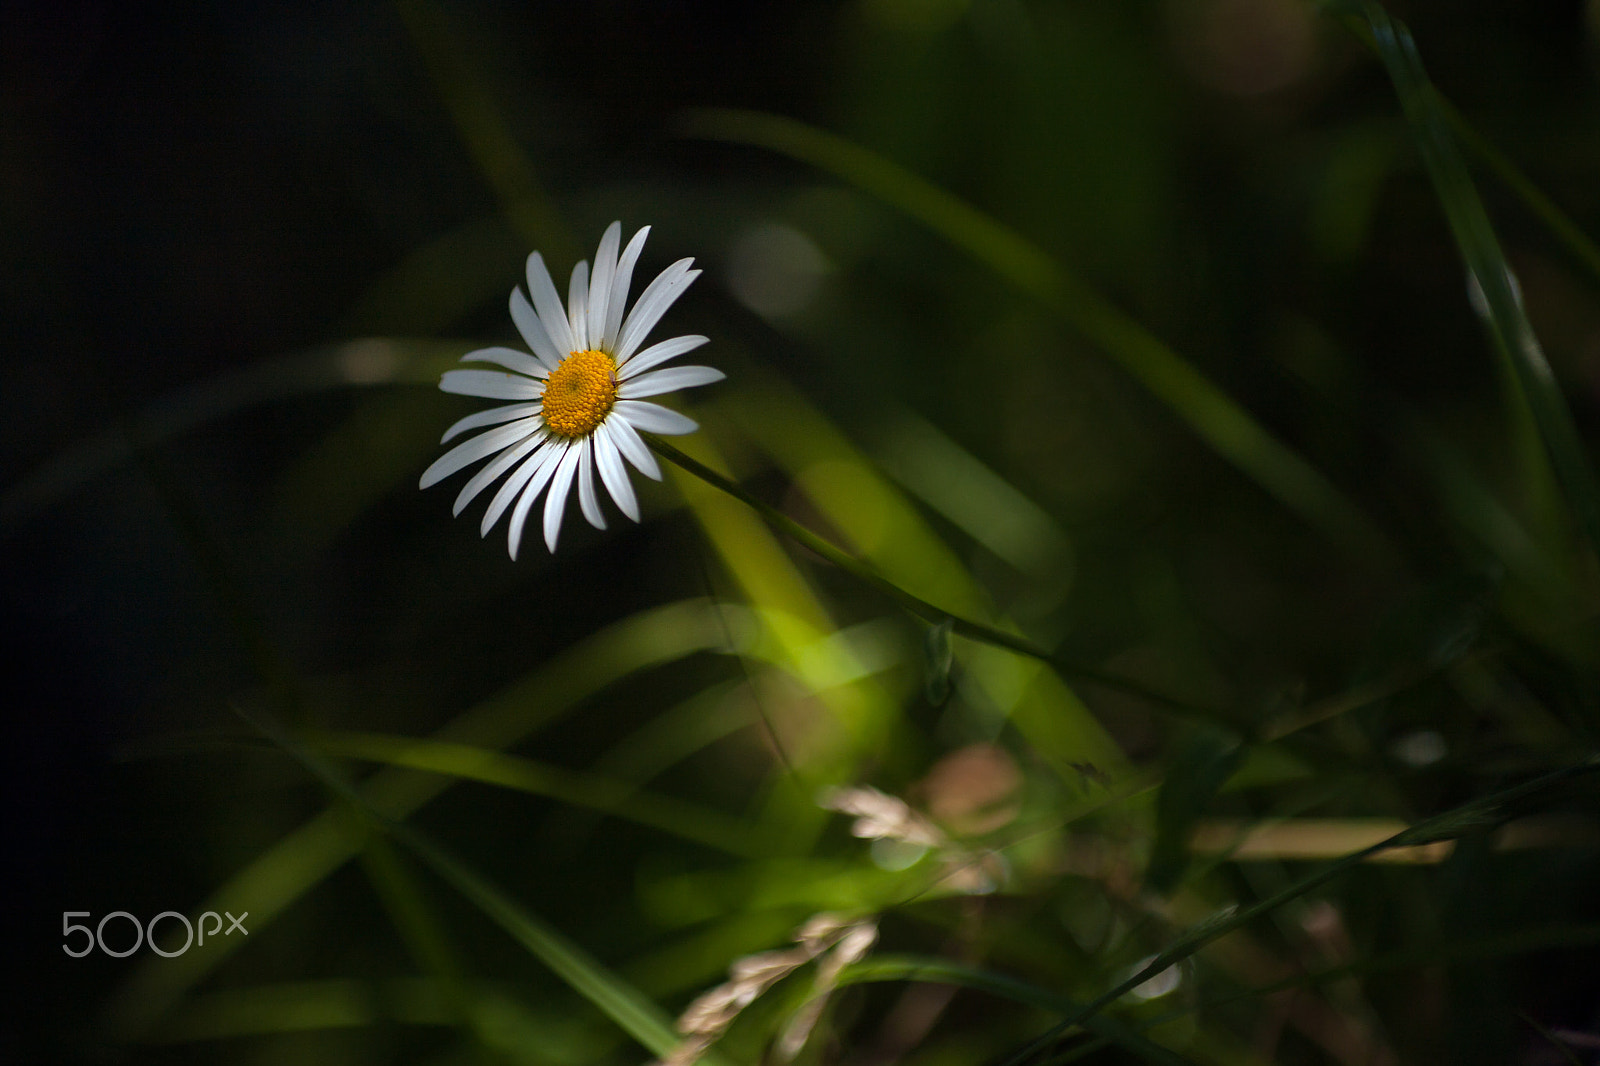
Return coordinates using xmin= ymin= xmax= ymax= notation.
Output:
xmin=6 ymin=1 xmax=1600 ymax=1063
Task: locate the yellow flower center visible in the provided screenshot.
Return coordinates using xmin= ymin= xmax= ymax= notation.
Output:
xmin=541 ymin=349 xmax=617 ymax=439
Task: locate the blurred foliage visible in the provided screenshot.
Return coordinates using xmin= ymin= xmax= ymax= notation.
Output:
xmin=7 ymin=1 xmax=1600 ymax=1064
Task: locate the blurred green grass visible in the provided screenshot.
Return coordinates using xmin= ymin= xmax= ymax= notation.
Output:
xmin=7 ymin=1 xmax=1600 ymax=1064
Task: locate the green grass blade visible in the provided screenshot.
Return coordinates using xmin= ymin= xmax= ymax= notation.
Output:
xmin=314 ymin=730 xmax=764 ymax=855
xmin=1443 ymin=105 xmax=1600 ymax=292
xmin=243 ymin=709 xmax=716 ymax=1063
xmin=1326 ymin=0 xmax=1600 ymax=560
xmin=389 ymin=819 xmax=696 ymax=1061
xmin=355 ymin=830 xmax=479 ymax=1038
xmin=677 ymin=107 xmax=1387 ymax=559
xmin=104 ymin=600 xmax=732 ymax=1039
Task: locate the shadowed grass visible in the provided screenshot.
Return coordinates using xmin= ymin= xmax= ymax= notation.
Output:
xmin=0 ymin=339 xmax=464 ymax=531
xmin=240 ymin=705 xmax=726 ymax=1065
xmin=835 ymin=956 xmax=1198 ymax=1065
xmin=998 ymin=756 xmax=1600 ymax=1066
xmin=1325 ymin=0 xmax=1600 ymax=564
xmin=105 ymin=600 xmax=734 ymax=1039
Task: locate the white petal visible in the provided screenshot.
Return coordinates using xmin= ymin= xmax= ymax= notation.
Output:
xmin=440 ymin=369 xmax=543 ymax=400
xmin=542 ymin=444 xmax=582 ymax=552
xmin=463 ymin=345 xmax=548 ymax=379
xmin=505 ymin=442 xmax=568 ymax=560
xmin=593 ymin=422 xmax=640 ymax=522
xmin=616 ymin=399 xmax=699 ymax=436
xmin=587 ymin=223 xmax=621 ymax=356
xmin=576 ymin=435 xmax=607 ymax=530
xmin=603 ymin=226 xmax=650 ymax=352
xmin=568 ymin=260 xmax=590 ymax=352
xmin=453 ymin=430 xmax=546 ymax=515
xmin=616 ymin=259 xmax=698 ymax=363
xmin=526 ymin=251 xmax=575 ymax=356
xmin=440 ymin=402 xmax=540 ymax=444
xmin=617 ymin=365 xmax=725 ymax=399
xmin=419 ymin=420 xmax=540 ymax=488
xmin=510 ymin=288 xmax=562 ymax=370
xmin=605 ymin=412 xmax=662 ymax=480
xmin=616 ymin=335 xmax=709 ymax=379
xmin=483 ymin=439 xmax=562 ymax=538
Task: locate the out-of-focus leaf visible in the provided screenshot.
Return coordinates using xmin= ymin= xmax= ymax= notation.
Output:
xmin=272 ymin=389 xmax=446 ymax=556
xmin=680 ymin=107 xmax=1387 ymax=559
xmin=314 ymin=730 xmax=764 ymax=855
xmin=155 ymin=978 xmax=599 ymax=1064
xmin=923 ymin=618 xmax=954 ymax=706
xmin=870 ymin=408 xmax=1074 ymax=585
xmin=396 ymin=0 xmax=577 ymax=263
xmin=1 ymin=340 xmax=463 ymax=532
xmin=1144 ymin=727 xmax=1246 ymax=894
xmin=716 ymin=384 xmax=1133 ymax=776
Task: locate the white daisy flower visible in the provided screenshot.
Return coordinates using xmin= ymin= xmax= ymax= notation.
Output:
xmin=420 ymin=222 xmax=724 ymax=557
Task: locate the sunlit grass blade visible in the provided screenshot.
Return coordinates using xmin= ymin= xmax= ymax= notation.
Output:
xmin=1324 ymin=0 xmax=1600 ymax=561
xmin=661 ymin=429 xmax=905 ymax=853
xmin=313 ymin=729 xmax=764 ymax=855
xmin=678 ymin=107 xmax=1387 ymax=560
xmin=869 ymin=406 xmax=1074 ymax=583
xmin=717 ymin=384 xmax=1129 ymax=778
xmin=1188 ymin=814 xmax=1600 ymax=864
xmin=105 ymin=600 xmax=733 ymax=1039
xmin=649 ymin=435 xmax=1233 ymax=732
xmin=623 ymin=911 xmax=808 ymax=999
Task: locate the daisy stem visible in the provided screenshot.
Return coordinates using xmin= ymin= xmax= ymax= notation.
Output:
xmin=646 ymin=436 xmax=1229 ymax=728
